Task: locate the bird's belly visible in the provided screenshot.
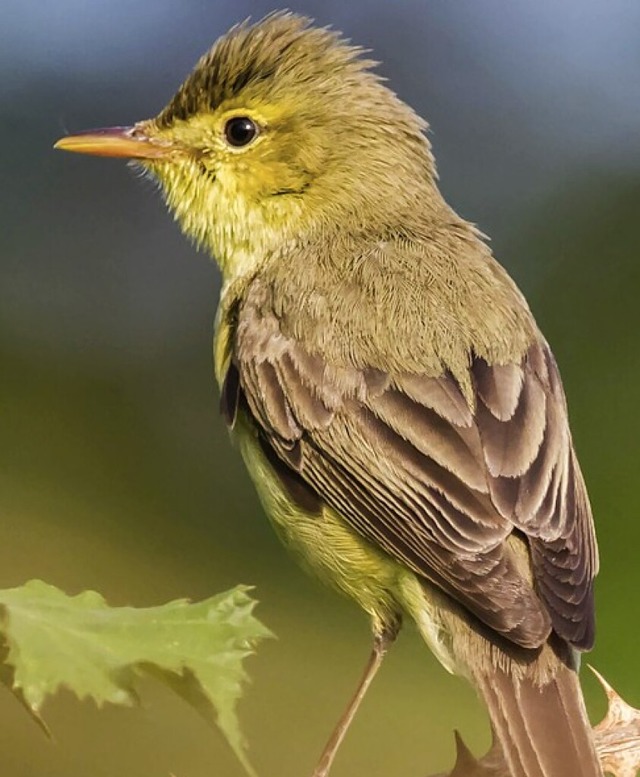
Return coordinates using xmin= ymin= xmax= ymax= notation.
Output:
xmin=234 ymin=415 xmax=403 ymax=632
xmin=234 ymin=413 xmax=462 ymax=673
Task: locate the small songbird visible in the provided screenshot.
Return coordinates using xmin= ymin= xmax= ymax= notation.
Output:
xmin=55 ymin=13 xmax=602 ymax=777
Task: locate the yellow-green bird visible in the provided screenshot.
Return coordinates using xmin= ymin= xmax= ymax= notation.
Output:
xmin=55 ymin=13 xmax=602 ymax=777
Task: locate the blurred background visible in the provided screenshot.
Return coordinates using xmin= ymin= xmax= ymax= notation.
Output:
xmin=2 ymin=1 xmax=639 ymax=775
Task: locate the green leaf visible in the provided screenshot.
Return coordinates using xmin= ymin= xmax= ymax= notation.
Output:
xmin=0 ymin=579 xmax=272 ymax=775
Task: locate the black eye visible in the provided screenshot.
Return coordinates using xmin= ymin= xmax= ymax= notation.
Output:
xmin=224 ymin=116 xmax=258 ymax=147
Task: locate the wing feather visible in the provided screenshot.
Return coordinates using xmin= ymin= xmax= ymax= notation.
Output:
xmin=231 ymin=288 xmax=597 ymax=650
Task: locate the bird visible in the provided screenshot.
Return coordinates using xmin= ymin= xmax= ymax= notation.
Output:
xmin=55 ymin=13 xmax=602 ymax=777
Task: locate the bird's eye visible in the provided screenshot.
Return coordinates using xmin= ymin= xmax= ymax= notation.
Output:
xmin=224 ymin=116 xmax=259 ymax=148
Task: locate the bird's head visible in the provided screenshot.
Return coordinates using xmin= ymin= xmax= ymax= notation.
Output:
xmin=56 ymin=13 xmax=438 ymax=282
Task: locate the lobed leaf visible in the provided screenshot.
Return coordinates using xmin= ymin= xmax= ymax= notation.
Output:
xmin=0 ymin=579 xmax=272 ymax=775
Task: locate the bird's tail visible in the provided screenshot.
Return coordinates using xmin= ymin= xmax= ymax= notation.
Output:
xmin=473 ymin=657 xmax=603 ymax=777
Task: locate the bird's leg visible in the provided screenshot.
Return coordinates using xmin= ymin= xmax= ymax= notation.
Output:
xmin=311 ymin=623 xmax=399 ymax=777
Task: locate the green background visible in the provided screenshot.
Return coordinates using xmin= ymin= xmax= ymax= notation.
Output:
xmin=1 ymin=1 xmax=639 ymax=775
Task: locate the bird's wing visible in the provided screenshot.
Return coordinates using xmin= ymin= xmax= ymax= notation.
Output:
xmin=226 ymin=285 xmax=597 ymax=650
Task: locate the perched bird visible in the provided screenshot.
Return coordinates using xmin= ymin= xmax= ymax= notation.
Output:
xmin=55 ymin=13 xmax=602 ymax=777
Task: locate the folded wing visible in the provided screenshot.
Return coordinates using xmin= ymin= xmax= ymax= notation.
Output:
xmin=228 ymin=287 xmax=597 ymax=650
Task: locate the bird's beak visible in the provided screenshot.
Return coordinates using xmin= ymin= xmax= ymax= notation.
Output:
xmin=54 ymin=124 xmax=174 ymax=160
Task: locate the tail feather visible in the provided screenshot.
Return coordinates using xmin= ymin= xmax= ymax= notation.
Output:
xmin=475 ymin=661 xmax=603 ymax=777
